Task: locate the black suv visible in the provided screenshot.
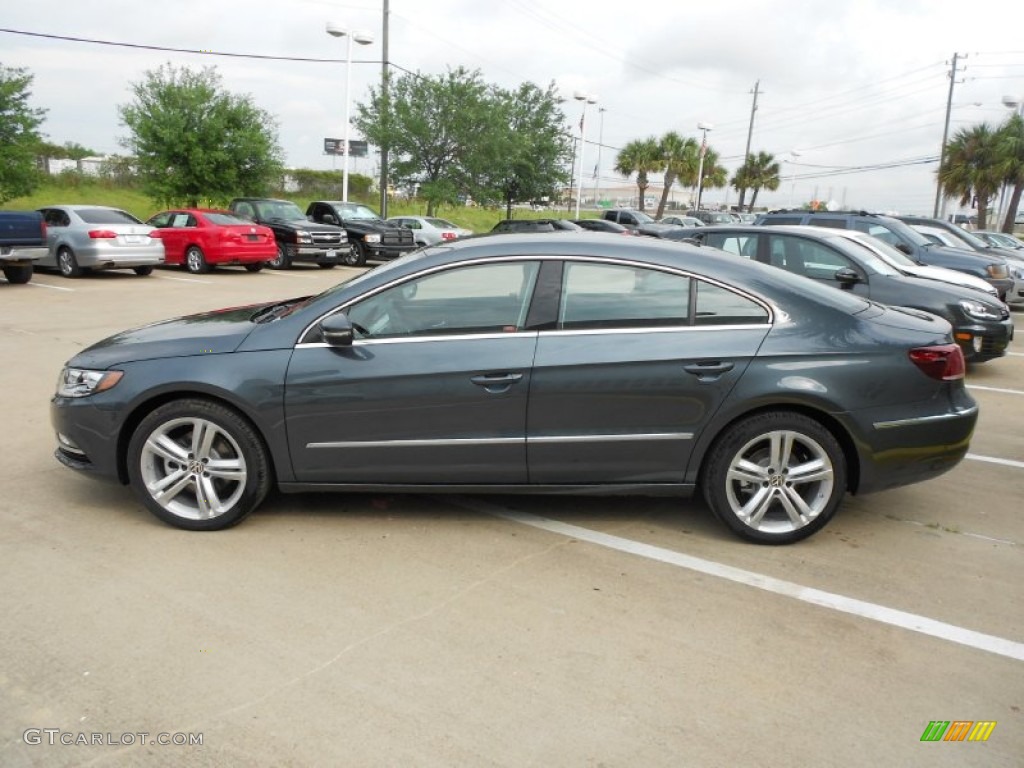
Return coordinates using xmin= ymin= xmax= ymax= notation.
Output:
xmin=228 ymin=198 xmax=347 ymax=270
xmin=306 ymin=201 xmax=416 ymax=266
xmin=685 ymin=225 xmax=1013 ymax=363
xmin=754 ymin=210 xmax=1013 ymax=300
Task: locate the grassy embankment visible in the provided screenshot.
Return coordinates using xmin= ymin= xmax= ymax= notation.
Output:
xmin=5 ymin=181 xmax=594 ymax=234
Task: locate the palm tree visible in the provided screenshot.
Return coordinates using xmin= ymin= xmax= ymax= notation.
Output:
xmin=731 ymin=151 xmax=780 ymax=212
xmin=614 ymin=137 xmax=661 ymax=212
xmin=653 ymin=132 xmax=699 ymax=219
xmin=695 ymin=147 xmax=728 ymax=207
xmin=939 ymin=123 xmax=1003 ymax=229
xmin=996 ymin=113 xmax=1024 ymax=233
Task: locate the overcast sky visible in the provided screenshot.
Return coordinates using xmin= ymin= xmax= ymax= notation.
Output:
xmin=3 ymin=0 xmax=1023 ymax=213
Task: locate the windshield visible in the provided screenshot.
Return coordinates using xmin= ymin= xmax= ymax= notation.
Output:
xmin=879 ymin=217 xmax=933 ymax=247
xmin=632 ymin=211 xmax=655 ymax=224
xmin=941 ymin=226 xmax=989 ymax=249
xmin=840 ymin=239 xmax=902 ymax=276
xmin=329 ymin=202 xmax=380 ymax=220
xmin=426 ymin=218 xmax=455 ymax=228
xmin=846 ymin=233 xmax=917 ymax=267
xmin=255 ymin=201 xmax=306 ymax=221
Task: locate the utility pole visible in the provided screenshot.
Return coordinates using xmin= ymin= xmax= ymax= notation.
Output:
xmin=592 ymin=107 xmax=606 ymax=207
xmin=738 ymin=80 xmax=760 ymax=211
xmin=933 ymin=53 xmax=964 ymax=218
xmin=378 ymin=0 xmax=390 ymax=217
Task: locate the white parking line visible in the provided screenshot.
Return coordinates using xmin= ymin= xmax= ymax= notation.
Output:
xmin=26 ymin=281 xmax=74 ymax=292
xmin=155 ymin=275 xmax=212 ymax=285
xmin=449 ymin=498 xmax=1024 ymax=662
xmin=968 ymin=384 xmax=1024 ymax=396
xmin=258 ymin=270 xmax=314 ymax=277
xmin=1007 ymin=352 xmax=1024 ymax=358
xmin=967 ymin=453 xmax=1024 ymax=469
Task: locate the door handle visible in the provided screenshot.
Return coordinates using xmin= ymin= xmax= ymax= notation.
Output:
xmin=470 ymin=372 xmax=524 ymax=393
xmin=683 ymin=361 xmax=734 ymax=381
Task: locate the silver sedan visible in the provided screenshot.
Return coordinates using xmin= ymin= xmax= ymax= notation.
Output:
xmin=386 ymin=215 xmax=472 ymax=246
xmin=37 ymin=205 xmax=165 ymax=277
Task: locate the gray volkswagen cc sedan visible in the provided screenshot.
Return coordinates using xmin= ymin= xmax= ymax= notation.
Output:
xmin=51 ymin=234 xmax=978 ymax=544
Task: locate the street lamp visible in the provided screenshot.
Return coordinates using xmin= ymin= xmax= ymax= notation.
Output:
xmin=695 ymin=122 xmax=713 ymax=211
xmin=326 ymin=22 xmax=374 ymax=202
xmin=785 ymin=150 xmax=802 ymax=208
xmin=574 ymin=92 xmax=597 ymax=219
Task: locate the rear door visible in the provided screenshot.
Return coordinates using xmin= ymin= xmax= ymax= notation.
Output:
xmin=527 ymin=259 xmax=771 ymax=483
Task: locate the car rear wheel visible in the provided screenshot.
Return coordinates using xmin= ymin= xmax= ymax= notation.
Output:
xmin=127 ymin=399 xmax=271 ymax=531
xmin=342 ymin=243 xmax=366 ymax=267
xmin=133 ymin=266 xmax=154 ymax=276
xmin=184 ymin=246 xmax=209 ymax=274
xmin=702 ymin=411 xmax=846 ymax=544
xmin=3 ymin=264 xmax=33 ymax=284
xmin=268 ymin=243 xmax=291 ymax=269
xmin=244 ymin=263 xmax=264 ymax=272
xmin=57 ymin=247 xmax=82 ymax=278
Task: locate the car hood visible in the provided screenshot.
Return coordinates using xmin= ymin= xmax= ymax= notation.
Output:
xmin=68 ymin=304 xmax=267 ymax=369
xmin=900 ymin=263 xmax=998 ymax=296
xmin=271 ymin=217 xmax=342 ymax=232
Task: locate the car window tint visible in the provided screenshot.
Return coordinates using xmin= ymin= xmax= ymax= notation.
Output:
xmin=694 ymin=282 xmax=769 ymax=325
xmin=853 ymin=221 xmax=903 ymax=248
xmin=76 ymin=208 xmax=143 ymax=225
xmin=808 ymin=217 xmax=847 ymax=229
xmin=760 ymin=215 xmax=804 ymax=225
xmin=346 ymin=262 xmax=540 ymax=339
xmin=205 ymin=213 xmax=251 ymax=226
xmin=558 ymin=262 xmax=690 ymax=330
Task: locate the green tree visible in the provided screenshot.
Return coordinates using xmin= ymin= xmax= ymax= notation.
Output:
xmin=939 ymin=123 xmax=1003 ymax=229
xmin=697 ymin=147 xmax=729 ymax=199
xmin=731 ymin=151 xmax=780 ymax=212
xmin=996 ymin=113 xmax=1024 ymax=233
xmin=355 ymin=67 xmax=493 ymax=215
xmin=471 ymin=81 xmax=572 ymax=219
xmin=654 ymin=132 xmax=699 ymax=219
xmin=0 ymin=63 xmax=46 ymax=204
xmin=119 ymin=64 xmax=283 ymax=207
xmin=36 ymin=140 xmax=98 ymax=160
xmin=614 ymin=137 xmax=661 ymax=212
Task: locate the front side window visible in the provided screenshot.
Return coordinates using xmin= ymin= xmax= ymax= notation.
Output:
xmin=558 ymin=262 xmax=690 ymax=330
xmin=345 ymin=261 xmax=541 ymax=340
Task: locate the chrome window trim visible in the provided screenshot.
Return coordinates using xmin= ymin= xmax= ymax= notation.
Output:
xmin=307 ymin=432 xmax=695 ymax=449
xmin=296 ymin=253 xmax=775 ymax=346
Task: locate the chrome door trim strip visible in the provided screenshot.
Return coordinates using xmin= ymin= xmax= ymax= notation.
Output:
xmin=873 ymin=406 xmax=978 ymax=430
xmin=306 ymin=432 xmax=694 ymax=449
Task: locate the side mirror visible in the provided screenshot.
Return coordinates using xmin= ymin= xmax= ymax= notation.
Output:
xmin=834 ymin=267 xmax=861 ymax=286
xmin=323 ymin=214 xmax=338 ymax=225
xmin=320 ymin=313 xmax=354 ymax=347
xmin=895 ymin=243 xmax=913 ymax=255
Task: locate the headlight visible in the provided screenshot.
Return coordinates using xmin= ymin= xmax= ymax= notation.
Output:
xmin=363 ymin=234 xmax=381 ymax=244
xmin=294 ymin=230 xmax=312 ymax=244
xmin=56 ymin=368 xmax=123 ymax=398
xmin=958 ymin=299 xmax=1004 ymax=321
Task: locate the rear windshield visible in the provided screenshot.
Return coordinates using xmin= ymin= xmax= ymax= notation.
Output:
xmin=205 ymin=213 xmax=253 ymax=226
xmin=75 ymin=208 xmax=143 ymax=225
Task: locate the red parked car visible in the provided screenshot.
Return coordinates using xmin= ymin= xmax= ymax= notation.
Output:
xmin=145 ymin=209 xmax=276 ymax=273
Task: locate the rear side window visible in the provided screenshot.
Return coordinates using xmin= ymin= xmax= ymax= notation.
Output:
xmin=559 ymin=262 xmax=690 ymax=329
xmin=694 ymin=282 xmax=769 ymax=325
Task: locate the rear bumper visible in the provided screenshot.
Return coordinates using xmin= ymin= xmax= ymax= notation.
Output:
xmin=0 ymin=245 xmax=47 ymax=263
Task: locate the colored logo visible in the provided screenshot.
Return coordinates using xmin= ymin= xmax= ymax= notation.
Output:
xmin=920 ymin=721 xmax=996 ymax=742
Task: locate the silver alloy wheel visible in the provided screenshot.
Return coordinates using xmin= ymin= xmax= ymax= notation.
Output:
xmin=724 ymin=430 xmax=834 ymax=535
xmin=138 ymin=416 xmax=247 ymax=521
xmin=186 ymin=247 xmax=204 ymax=273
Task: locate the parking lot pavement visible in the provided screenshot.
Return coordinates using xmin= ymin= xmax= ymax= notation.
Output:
xmin=1 ymin=269 xmax=1022 ymax=767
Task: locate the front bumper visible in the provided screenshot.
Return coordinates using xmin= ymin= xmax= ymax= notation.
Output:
xmin=953 ymin=316 xmax=1014 ymax=362
xmin=366 ymin=243 xmax=417 ymax=260
xmin=286 ymin=244 xmax=347 ymax=264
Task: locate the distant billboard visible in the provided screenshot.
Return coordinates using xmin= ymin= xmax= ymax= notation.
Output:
xmin=324 ymin=138 xmax=368 ymax=157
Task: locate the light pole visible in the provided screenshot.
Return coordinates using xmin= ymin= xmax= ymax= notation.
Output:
xmin=574 ymin=92 xmax=597 ymax=219
xmin=695 ymin=122 xmax=713 ymax=211
xmin=785 ymin=150 xmax=802 ymax=208
xmin=326 ymin=22 xmax=374 ymax=202
xmin=592 ymin=106 xmax=606 ymax=208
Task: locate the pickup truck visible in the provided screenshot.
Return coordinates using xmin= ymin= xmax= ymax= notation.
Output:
xmin=306 ymin=201 xmax=416 ymax=266
xmin=228 ymin=198 xmax=348 ymax=270
xmin=0 ymin=210 xmax=47 ymax=284
xmin=600 ymin=209 xmax=678 ymax=237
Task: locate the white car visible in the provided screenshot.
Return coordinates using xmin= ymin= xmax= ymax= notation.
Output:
xmin=829 ymin=229 xmax=1005 ymax=300
xmin=386 ymin=216 xmax=472 ymax=246
xmin=37 ymin=205 xmax=165 ymax=278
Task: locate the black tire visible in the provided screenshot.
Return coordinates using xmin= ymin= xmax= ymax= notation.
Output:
xmin=57 ymin=247 xmax=82 ymax=278
xmin=268 ymin=242 xmax=291 ymax=270
xmin=133 ymin=266 xmax=154 ymax=276
xmin=244 ymin=263 xmax=264 ymax=273
xmin=318 ymin=262 xmax=336 ymax=269
xmin=3 ymin=264 xmax=33 ymax=284
xmin=701 ymin=411 xmax=847 ymax=544
xmin=342 ymin=242 xmax=366 ymax=267
xmin=184 ymin=246 xmax=209 ymax=274
xmin=127 ymin=399 xmax=272 ymax=531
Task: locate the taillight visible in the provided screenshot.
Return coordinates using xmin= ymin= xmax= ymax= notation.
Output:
xmin=39 ymin=219 xmax=47 ymax=239
xmin=442 ymin=232 xmax=457 ymax=240
xmin=88 ymin=230 xmax=118 ymax=239
xmin=909 ymin=344 xmax=965 ymax=381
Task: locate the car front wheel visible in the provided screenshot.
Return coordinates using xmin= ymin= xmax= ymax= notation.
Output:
xmin=342 ymin=243 xmax=366 ymax=266
xmin=702 ymin=411 xmax=846 ymax=544
xmin=127 ymin=399 xmax=271 ymax=531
